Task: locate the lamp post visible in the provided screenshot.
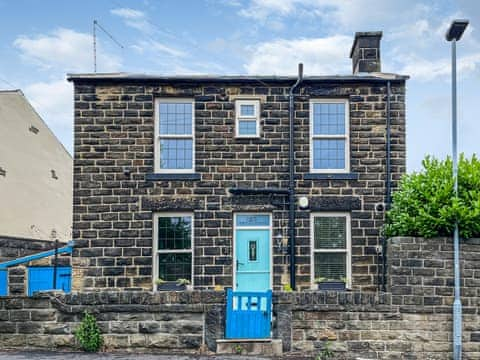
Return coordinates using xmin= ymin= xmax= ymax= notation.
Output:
xmin=446 ymin=19 xmax=469 ymax=360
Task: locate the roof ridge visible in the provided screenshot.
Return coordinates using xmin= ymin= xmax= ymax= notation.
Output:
xmin=0 ymin=89 xmax=23 ymax=94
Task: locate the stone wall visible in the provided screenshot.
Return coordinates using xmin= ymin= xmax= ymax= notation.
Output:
xmin=276 ymin=291 xmax=479 ymax=359
xmin=0 ymin=291 xmax=222 ymax=352
xmin=275 ymin=237 xmax=480 ymax=359
xmin=71 ymin=79 xmax=406 ymax=292
xmin=388 ymin=237 xmax=480 ymax=307
xmin=0 ymin=288 xmax=478 ymax=358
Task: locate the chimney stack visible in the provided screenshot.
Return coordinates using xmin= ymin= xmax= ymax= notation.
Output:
xmin=350 ymin=31 xmax=382 ymax=74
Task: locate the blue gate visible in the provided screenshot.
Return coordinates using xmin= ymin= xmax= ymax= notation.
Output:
xmin=27 ymin=267 xmax=71 ymax=296
xmin=225 ymin=289 xmax=272 ymax=339
xmin=0 ymin=270 xmax=7 ymax=296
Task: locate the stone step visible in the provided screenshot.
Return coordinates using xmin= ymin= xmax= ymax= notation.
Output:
xmin=216 ymin=338 xmax=282 ymax=356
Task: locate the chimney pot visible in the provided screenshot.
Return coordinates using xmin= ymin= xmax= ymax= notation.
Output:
xmin=350 ymin=31 xmax=382 ymax=74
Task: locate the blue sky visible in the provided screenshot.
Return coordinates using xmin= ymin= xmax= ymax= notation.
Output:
xmin=0 ymin=0 xmax=478 ymax=171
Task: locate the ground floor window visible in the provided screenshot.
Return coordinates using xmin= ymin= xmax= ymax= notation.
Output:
xmin=311 ymin=212 xmax=351 ymax=288
xmin=153 ymin=213 xmax=193 ymax=284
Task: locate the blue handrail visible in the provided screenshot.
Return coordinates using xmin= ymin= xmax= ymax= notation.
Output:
xmin=0 ymin=241 xmax=74 ymax=269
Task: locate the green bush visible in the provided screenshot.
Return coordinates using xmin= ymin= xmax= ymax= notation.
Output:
xmin=385 ymin=154 xmax=480 ymax=239
xmin=74 ymin=311 xmax=103 ymax=352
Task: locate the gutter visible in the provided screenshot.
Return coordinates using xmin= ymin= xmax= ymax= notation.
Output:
xmin=288 ymin=64 xmax=303 ymax=290
xmin=66 ymin=73 xmax=408 ymax=84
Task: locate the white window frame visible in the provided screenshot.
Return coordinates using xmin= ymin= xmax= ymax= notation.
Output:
xmin=154 ymin=98 xmax=195 ymax=173
xmin=309 ymin=99 xmax=350 ymax=173
xmin=235 ymin=99 xmax=260 ymax=138
xmin=310 ymin=212 xmax=351 ymax=289
xmin=152 ymin=212 xmax=194 ymax=289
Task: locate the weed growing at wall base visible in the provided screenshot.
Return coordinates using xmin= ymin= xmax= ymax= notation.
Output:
xmin=74 ymin=311 xmax=103 ymax=352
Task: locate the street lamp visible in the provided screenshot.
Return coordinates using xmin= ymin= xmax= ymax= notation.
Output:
xmin=446 ymin=19 xmax=468 ymax=360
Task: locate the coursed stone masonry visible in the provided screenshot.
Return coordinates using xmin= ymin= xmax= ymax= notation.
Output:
xmin=70 ymin=78 xmax=406 ymax=292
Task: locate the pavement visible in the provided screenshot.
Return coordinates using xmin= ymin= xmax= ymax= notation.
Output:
xmin=0 ymin=351 xmax=308 ymax=360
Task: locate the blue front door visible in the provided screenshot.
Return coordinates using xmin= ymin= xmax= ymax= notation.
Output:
xmin=235 ymin=214 xmax=271 ymax=291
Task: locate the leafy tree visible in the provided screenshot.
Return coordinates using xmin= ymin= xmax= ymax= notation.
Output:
xmin=385 ymin=154 xmax=480 ymax=239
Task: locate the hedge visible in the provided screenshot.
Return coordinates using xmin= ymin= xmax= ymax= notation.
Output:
xmin=385 ymin=154 xmax=480 ymax=239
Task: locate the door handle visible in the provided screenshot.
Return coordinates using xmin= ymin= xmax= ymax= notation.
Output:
xmin=236 ymin=260 xmax=244 ymax=270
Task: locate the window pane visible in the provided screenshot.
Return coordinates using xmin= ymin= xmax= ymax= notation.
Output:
xmin=249 ymin=241 xmax=257 ymax=261
xmin=158 ymin=216 xmax=192 ymax=250
xmin=160 ymin=139 xmax=193 ymax=170
xmin=159 ymin=102 xmax=192 ymax=135
xmin=313 ymin=139 xmax=345 ymax=170
xmin=238 ymin=120 xmax=257 ymax=136
xmin=314 ymin=216 xmax=346 ymax=249
xmin=314 ymin=252 xmax=346 ymax=280
xmin=236 ymin=215 xmax=270 ymax=227
xmin=240 ymin=104 xmax=255 ymax=116
xmin=158 ymin=252 xmax=192 ymax=281
xmin=313 ymin=103 xmax=345 ymax=135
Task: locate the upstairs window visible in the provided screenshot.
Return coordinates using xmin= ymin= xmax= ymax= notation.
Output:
xmin=310 ymin=99 xmax=349 ymax=173
xmin=311 ymin=213 xmax=351 ymax=288
xmin=235 ymin=100 xmax=260 ymax=137
xmin=155 ymin=99 xmax=194 ymax=173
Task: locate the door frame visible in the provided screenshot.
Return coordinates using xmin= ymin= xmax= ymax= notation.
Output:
xmin=232 ymin=212 xmax=273 ymax=291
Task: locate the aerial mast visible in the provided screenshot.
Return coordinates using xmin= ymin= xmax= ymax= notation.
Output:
xmin=93 ymin=20 xmax=124 ymax=72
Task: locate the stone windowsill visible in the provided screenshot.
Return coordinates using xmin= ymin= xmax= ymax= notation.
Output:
xmin=145 ymin=173 xmax=201 ymax=181
xmin=304 ymin=173 xmax=359 ymax=180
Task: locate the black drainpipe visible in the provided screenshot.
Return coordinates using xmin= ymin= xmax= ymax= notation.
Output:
xmin=288 ymin=63 xmax=303 ymax=290
xmin=381 ymin=80 xmax=392 ymax=292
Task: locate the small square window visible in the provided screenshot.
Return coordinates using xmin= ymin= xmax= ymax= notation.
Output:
xmin=236 ymin=100 xmax=260 ymax=137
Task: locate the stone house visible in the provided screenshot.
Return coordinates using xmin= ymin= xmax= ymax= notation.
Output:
xmin=68 ymin=31 xmax=407 ymax=293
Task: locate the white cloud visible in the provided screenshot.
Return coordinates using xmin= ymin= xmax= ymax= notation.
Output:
xmin=110 ymin=7 xmax=145 ymax=19
xmin=244 ymin=36 xmax=351 ymax=75
xmin=14 ymin=28 xmax=121 ymax=72
xmin=24 ymin=79 xmax=72 ymax=127
xmin=397 ymin=53 xmax=480 ymax=81
xmin=110 ymin=7 xmax=154 ymax=34
xmin=239 ymin=0 xmax=298 ymax=20
xmin=238 ymin=0 xmax=432 ymax=32
xmin=132 ymin=39 xmax=187 ymax=58
xmin=23 ymin=79 xmax=73 ymax=153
